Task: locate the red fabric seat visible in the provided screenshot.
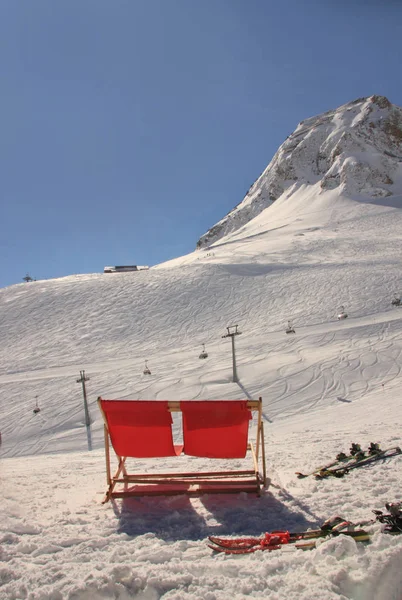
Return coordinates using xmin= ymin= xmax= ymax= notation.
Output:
xmin=180 ymin=400 xmax=252 ymax=458
xmin=99 ymin=400 xmax=182 ymax=457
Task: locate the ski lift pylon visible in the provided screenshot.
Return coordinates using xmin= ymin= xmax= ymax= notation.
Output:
xmin=143 ymin=360 xmax=151 ymax=375
xmin=199 ymin=343 xmax=208 ymax=359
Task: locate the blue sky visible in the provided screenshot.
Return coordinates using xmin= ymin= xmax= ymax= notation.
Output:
xmin=1 ymin=0 xmax=402 ymax=288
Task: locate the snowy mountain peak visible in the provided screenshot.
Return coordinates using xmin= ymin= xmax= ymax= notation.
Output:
xmin=197 ymin=95 xmax=402 ymax=248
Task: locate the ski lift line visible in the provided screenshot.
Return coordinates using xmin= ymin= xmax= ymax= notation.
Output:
xmin=0 ymin=302 xmax=395 ymax=381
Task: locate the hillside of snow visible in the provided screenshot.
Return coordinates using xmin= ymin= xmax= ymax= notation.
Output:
xmin=1 ymin=184 xmax=402 ymax=458
xmin=1 ymin=99 xmax=402 ymax=599
xmin=197 ymin=95 xmax=402 ymax=248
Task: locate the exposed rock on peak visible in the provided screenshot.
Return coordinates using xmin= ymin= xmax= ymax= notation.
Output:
xmin=197 ymin=95 xmax=402 ymax=248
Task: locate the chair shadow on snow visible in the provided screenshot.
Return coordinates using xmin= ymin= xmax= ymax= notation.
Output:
xmin=114 ymin=489 xmax=314 ymax=542
xmin=114 ymin=494 xmax=206 ymax=541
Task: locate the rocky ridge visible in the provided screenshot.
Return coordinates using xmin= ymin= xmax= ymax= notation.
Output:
xmin=197 ymin=95 xmax=402 ymax=248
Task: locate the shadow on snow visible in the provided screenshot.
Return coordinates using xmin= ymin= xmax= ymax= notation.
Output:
xmin=113 ymin=488 xmax=317 ymax=542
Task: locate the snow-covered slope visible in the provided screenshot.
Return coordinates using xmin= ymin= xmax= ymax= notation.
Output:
xmin=197 ymin=95 xmax=402 ymax=248
xmin=1 ymin=97 xmax=402 ymax=600
xmin=1 ymin=184 xmax=402 ymax=458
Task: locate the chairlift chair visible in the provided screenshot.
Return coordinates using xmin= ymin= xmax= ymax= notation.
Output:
xmin=285 ymin=320 xmax=296 ymax=334
xmin=199 ymin=343 xmax=208 ymax=359
xmin=337 ymin=306 xmax=348 ymax=320
xmin=143 ymin=360 xmax=151 ymax=375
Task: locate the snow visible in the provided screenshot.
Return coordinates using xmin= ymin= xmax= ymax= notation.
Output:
xmin=2 ymin=127 xmax=402 ymax=599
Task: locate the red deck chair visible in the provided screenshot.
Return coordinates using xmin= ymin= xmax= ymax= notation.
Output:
xmin=98 ymin=397 xmax=266 ymax=501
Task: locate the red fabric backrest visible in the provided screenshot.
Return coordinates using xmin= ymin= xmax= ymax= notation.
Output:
xmin=100 ymin=399 xmax=177 ymax=457
xmin=180 ymin=401 xmax=252 ymax=458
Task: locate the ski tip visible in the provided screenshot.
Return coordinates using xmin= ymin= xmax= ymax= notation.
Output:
xmin=208 ymin=543 xmax=254 ymax=555
xmin=208 ymin=537 xmax=221 ymax=546
xmin=295 ymin=472 xmax=307 ymax=479
xmin=208 ymin=536 xmax=228 ymax=544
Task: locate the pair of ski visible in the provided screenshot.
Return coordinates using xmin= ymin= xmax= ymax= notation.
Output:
xmin=208 ymin=503 xmax=402 ymax=555
xmin=296 ymin=443 xmax=401 ymax=479
xmin=208 ymin=518 xmax=370 ymax=555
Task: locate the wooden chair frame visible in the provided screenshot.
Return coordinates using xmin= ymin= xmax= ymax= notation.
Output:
xmin=98 ymin=397 xmax=267 ymax=502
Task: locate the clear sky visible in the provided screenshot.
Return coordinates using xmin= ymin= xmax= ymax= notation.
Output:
xmin=1 ymin=0 xmax=402 ymax=288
